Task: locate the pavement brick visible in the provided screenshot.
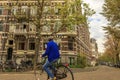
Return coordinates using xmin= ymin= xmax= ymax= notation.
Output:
xmin=0 ymin=66 xmax=120 ymax=80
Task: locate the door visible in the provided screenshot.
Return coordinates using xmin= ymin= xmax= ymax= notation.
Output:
xmin=7 ymin=47 xmax=13 ymax=60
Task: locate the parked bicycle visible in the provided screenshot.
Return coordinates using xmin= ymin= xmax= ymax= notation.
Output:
xmin=34 ymin=58 xmax=74 ymax=80
xmin=17 ymin=60 xmax=33 ymax=72
xmin=2 ymin=60 xmax=19 ymax=72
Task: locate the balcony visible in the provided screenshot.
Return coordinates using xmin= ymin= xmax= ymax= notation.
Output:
xmin=13 ymin=29 xmax=27 ymax=34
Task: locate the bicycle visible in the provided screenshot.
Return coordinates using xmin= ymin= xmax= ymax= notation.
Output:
xmin=34 ymin=58 xmax=74 ymax=80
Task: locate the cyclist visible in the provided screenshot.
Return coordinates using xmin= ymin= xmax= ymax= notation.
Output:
xmin=42 ymin=37 xmax=60 ymax=80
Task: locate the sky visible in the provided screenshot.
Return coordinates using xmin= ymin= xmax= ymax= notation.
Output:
xmin=83 ymin=0 xmax=108 ymax=53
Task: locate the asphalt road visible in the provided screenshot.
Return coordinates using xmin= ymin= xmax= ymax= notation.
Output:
xmin=0 ymin=65 xmax=120 ymax=80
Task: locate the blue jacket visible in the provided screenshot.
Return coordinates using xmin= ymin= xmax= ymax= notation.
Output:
xmin=42 ymin=40 xmax=60 ymax=62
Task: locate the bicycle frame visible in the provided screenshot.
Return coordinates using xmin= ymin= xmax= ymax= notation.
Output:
xmin=34 ymin=58 xmax=74 ymax=80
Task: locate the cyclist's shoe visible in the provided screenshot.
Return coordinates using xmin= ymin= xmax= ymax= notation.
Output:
xmin=49 ymin=77 xmax=56 ymax=80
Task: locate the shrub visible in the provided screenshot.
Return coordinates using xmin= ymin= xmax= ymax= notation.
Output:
xmin=70 ymin=54 xmax=87 ymax=68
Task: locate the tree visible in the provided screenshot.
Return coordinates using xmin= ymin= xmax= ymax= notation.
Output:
xmin=103 ymin=35 xmax=117 ymax=63
xmin=103 ymin=26 xmax=120 ymax=65
xmin=102 ymin=0 xmax=120 ymax=66
xmin=6 ymin=0 xmax=94 ymax=70
xmin=6 ymin=0 xmax=46 ymax=70
xmin=70 ymin=54 xmax=87 ymax=68
xmin=102 ymin=0 xmax=120 ymax=26
xmin=77 ymin=54 xmax=87 ymax=68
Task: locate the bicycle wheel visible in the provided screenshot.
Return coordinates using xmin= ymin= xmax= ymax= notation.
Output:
xmin=34 ymin=64 xmax=48 ymax=80
xmin=55 ymin=65 xmax=74 ymax=80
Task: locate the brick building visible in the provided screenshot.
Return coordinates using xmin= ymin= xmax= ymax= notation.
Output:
xmin=0 ymin=0 xmax=92 ymax=65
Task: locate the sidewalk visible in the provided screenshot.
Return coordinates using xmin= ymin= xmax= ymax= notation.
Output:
xmin=0 ymin=66 xmax=98 ymax=74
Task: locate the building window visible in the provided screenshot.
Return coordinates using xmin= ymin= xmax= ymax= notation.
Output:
xmin=29 ymin=43 xmax=35 ymax=50
xmin=9 ymin=24 xmax=16 ymax=32
xmin=19 ymin=42 xmax=25 ymax=50
xmin=9 ymin=40 xmax=13 ymax=45
xmin=68 ymin=36 xmax=74 ymax=50
xmin=42 ymin=26 xmax=48 ymax=32
xmin=21 ymin=6 xmax=28 ymax=15
xmin=43 ymin=42 xmax=47 ymax=50
xmin=29 ymin=23 xmax=36 ymax=32
xmin=43 ymin=6 xmax=49 ymax=13
xmin=12 ymin=6 xmax=18 ymax=15
xmin=58 ymin=43 xmax=60 ymax=50
xmin=0 ymin=7 xmax=3 ymax=15
xmin=53 ymin=21 xmax=61 ymax=32
xmin=55 ymin=39 xmax=61 ymax=50
xmin=18 ymin=23 xmax=27 ymax=32
xmin=69 ymin=57 xmax=75 ymax=65
xmin=0 ymin=22 xmax=3 ymax=31
xmin=30 ymin=6 xmax=37 ymax=16
xmin=54 ymin=7 xmax=61 ymax=15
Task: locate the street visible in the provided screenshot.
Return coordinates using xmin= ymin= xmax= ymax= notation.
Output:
xmin=74 ymin=66 xmax=120 ymax=80
xmin=0 ymin=65 xmax=120 ymax=80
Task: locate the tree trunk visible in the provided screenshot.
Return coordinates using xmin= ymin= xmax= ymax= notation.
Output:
xmin=34 ymin=37 xmax=40 ymax=70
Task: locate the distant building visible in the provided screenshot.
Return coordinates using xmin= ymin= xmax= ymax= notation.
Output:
xmin=0 ymin=0 xmax=92 ymax=64
xmin=90 ymin=38 xmax=98 ymax=66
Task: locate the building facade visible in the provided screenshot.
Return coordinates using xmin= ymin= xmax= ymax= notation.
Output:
xmin=90 ymin=38 xmax=98 ymax=66
xmin=0 ymin=0 xmax=92 ymax=65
